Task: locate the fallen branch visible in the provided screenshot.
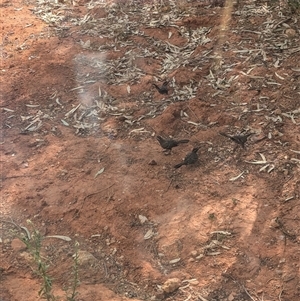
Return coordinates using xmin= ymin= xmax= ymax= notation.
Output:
xmin=80 ymin=183 xmax=116 ymax=210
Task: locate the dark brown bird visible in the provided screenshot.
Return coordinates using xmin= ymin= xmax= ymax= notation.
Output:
xmin=174 ymin=147 xmax=200 ymax=169
xmin=153 ymin=81 xmax=168 ymax=94
xmin=157 ymin=136 xmax=189 ymax=152
xmin=220 ymin=132 xmax=253 ymax=148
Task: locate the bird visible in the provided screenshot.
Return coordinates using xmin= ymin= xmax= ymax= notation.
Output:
xmin=156 ymin=136 xmax=189 ymax=152
xmin=219 ymin=132 xmax=253 ymax=148
xmin=174 ymin=147 xmax=200 ymax=169
xmin=153 ymin=81 xmax=168 ymax=94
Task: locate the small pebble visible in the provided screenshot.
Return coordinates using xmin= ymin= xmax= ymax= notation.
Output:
xmin=190 ymin=250 xmax=198 ymax=257
xmin=148 ymin=160 xmax=157 ymax=166
xmin=285 ymin=28 xmax=296 ymax=38
xmin=11 ymin=238 xmax=27 ymax=252
xmin=162 ymin=278 xmax=181 ymax=294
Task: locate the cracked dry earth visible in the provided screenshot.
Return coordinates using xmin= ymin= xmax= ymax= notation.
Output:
xmin=1 ymin=0 xmax=300 ymax=300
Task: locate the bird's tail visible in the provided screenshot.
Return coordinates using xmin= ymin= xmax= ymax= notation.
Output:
xmin=177 ymin=139 xmax=189 ymax=144
xmin=153 ymin=84 xmax=160 ymax=91
xmin=219 ymin=132 xmax=230 ymax=138
xmin=156 ymin=135 xmax=163 ymax=142
xmin=174 ymin=162 xmax=184 ymax=169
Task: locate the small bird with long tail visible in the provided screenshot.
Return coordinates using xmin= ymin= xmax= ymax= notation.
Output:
xmin=157 ymin=136 xmax=189 ymax=154
xmin=153 ymin=81 xmax=169 ymax=95
xmin=174 ymin=147 xmax=200 ymax=168
xmin=219 ymin=132 xmax=253 ymax=148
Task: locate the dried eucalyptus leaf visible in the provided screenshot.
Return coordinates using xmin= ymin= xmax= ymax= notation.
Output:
xmin=229 ymin=171 xmax=244 ymax=181
xmin=61 ymin=119 xmax=69 ymax=126
xmin=94 ymin=167 xmax=105 ymax=178
xmin=26 ymin=104 xmax=40 ymax=108
xmin=144 ymin=229 xmax=154 ymax=240
xmin=46 ymin=235 xmax=72 ymax=241
xmin=138 ymin=215 xmax=148 ymax=224
xmin=3 ymin=108 xmax=14 ymax=112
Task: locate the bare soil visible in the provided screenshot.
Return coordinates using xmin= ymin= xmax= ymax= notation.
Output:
xmin=1 ymin=0 xmax=300 ymax=301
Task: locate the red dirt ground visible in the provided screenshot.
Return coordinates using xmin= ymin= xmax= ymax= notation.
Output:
xmin=1 ymin=0 xmax=300 ymax=301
